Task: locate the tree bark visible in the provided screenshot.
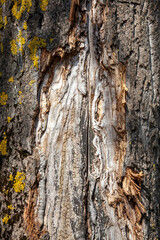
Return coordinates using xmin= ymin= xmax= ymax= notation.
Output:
xmin=0 ymin=0 xmax=159 ymax=239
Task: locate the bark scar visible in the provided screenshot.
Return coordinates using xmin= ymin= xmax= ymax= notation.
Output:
xmin=107 ymin=167 xmax=145 ymax=239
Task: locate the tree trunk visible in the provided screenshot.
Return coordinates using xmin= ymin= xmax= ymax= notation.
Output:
xmin=0 ymin=0 xmax=159 ymax=239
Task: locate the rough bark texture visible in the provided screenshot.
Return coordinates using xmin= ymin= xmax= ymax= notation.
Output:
xmin=0 ymin=0 xmax=159 ymax=239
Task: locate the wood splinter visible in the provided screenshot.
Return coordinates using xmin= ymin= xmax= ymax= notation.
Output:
xmin=69 ymin=0 xmax=80 ymax=22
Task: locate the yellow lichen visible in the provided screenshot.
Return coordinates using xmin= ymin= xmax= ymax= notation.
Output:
xmin=1 ymin=0 xmax=6 ymax=4
xmin=0 ymin=8 xmax=3 ymax=29
xmin=153 ymin=164 xmax=156 ymax=171
xmin=12 ymin=0 xmax=32 ymax=20
xmin=40 ymin=0 xmax=48 ymax=11
xmin=17 ymin=30 xmax=25 ymax=54
xmin=13 ymin=172 xmax=25 ymax=193
xmin=0 ymin=72 xmax=2 ymax=77
xmin=10 ymin=31 xmax=25 ymax=55
xmin=28 ymin=36 xmax=46 ymax=69
xmin=3 ymin=189 xmax=9 ymax=195
xmin=0 ymin=136 xmax=7 ymax=155
xmin=2 ymin=214 xmax=10 ymax=224
xmin=23 ymin=21 xmax=27 ymax=30
xmin=10 ymin=39 xmax=17 ymax=55
xmin=8 ymin=76 xmax=14 ymax=82
xmin=0 ymin=92 xmax=8 ymax=105
xmin=18 ymin=91 xmax=23 ymax=104
xmin=8 ymin=205 xmax=14 ymax=210
xmin=9 ymin=173 xmax=13 ymax=181
xmin=7 ymin=117 xmax=12 ymax=123
xmin=4 ymin=16 xmax=7 ymax=29
xmin=29 ymin=79 xmax=35 ymax=86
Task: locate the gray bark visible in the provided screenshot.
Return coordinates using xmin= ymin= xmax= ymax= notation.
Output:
xmin=0 ymin=0 xmax=159 ymax=239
